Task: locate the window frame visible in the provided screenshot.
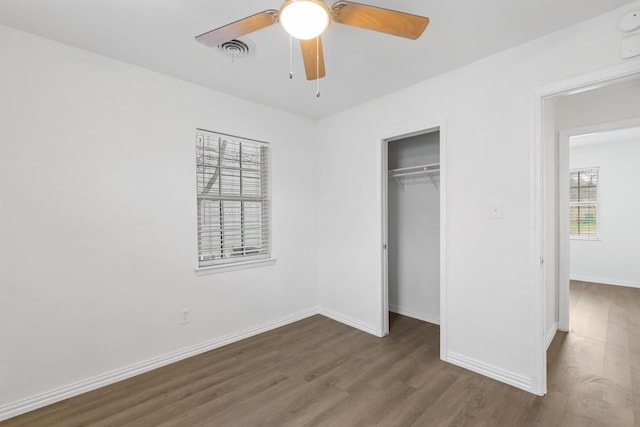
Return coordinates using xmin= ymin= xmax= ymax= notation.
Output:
xmin=194 ymin=129 xmax=273 ymax=272
xmin=569 ymin=166 xmax=600 ymax=241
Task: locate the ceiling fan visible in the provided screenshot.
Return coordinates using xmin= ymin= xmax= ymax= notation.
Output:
xmin=195 ymin=0 xmax=430 ymax=81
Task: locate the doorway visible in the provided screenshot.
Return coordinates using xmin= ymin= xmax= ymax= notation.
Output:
xmin=534 ymin=62 xmax=640 ymax=395
xmin=558 ymin=117 xmax=640 ymax=331
xmin=381 ymin=126 xmax=446 ymax=357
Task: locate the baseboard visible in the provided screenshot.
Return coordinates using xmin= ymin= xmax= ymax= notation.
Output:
xmin=570 ymin=274 xmax=640 ymax=289
xmin=317 ymin=307 xmax=379 ymax=337
xmin=545 ymin=322 xmax=558 ymax=349
xmin=389 ymin=304 xmax=440 ymax=325
xmin=445 ymin=351 xmax=532 ymax=393
xmin=0 ymin=307 xmax=319 ymax=422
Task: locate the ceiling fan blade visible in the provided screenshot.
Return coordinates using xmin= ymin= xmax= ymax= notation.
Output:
xmin=300 ymin=36 xmax=326 ymax=80
xmin=331 ymin=1 xmax=429 ymax=39
xmin=195 ymin=10 xmax=278 ymax=47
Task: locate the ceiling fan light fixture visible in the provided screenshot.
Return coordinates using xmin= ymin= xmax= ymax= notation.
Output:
xmin=279 ymin=0 xmax=330 ymax=40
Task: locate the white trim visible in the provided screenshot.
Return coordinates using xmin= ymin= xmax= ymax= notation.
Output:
xmin=194 ymin=257 xmax=277 ymax=275
xmin=545 ymin=322 xmax=558 ymax=349
xmin=570 ymin=274 xmax=640 ymax=289
xmin=389 ymin=304 xmax=440 ymax=325
xmin=445 ymin=352 xmax=533 ymax=393
xmin=380 ymin=139 xmax=390 ymax=337
xmin=439 ymin=122 xmax=448 ymax=361
xmin=318 ymin=307 xmax=380 ymax=337
xmin=530 ymin=82 xmax=546 ymax=396
xmin=0 ymin=306 xmax=317 ymax=422
xmin=531 ymin=59 xmax=640 ymax=397
xmin=535 ymin=59 xmax=640 ymax=97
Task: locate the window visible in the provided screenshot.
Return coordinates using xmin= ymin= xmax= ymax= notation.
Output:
xmin=196 ymin=129 xmax=271 ymax=268
xmin=569 ymin=167 xmax=599 ymax=239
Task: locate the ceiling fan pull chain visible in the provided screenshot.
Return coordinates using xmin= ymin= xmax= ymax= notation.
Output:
xmin=315 ymin=36 xmax=320 ymax=98
xmin=289 ymin=35 xmax=293 ymax=79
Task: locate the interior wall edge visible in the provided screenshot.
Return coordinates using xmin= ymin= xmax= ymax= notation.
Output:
xmin=317 ymin=307 xmax=380 ymax=337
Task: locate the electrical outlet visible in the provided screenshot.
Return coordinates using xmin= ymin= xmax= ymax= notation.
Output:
xmin=180 ymin=308 xmax=191 ymax=325
xmin=490 ymin=201 xmax=503 ymax=219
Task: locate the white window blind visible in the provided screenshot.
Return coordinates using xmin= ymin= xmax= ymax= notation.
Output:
xmin=569 ymin=167 xmax=599 ymax=239
xmin=196 ymin=129 xmax=271 ymax=267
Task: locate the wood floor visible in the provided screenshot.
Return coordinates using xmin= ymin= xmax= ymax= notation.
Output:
xmin=3 ymin=281 xmax=640 ymax=426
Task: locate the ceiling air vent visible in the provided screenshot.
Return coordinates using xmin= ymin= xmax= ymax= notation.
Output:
xmin=218 ymin=39 xmax=254 ymax=60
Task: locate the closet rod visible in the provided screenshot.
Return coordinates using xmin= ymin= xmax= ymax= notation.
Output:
xmin=388 ymin=163 xmax=440 ymax=177
xmin=391 ymin=168 xmax=440 ymax=178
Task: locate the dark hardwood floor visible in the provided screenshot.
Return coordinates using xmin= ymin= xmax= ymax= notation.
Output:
xmin=3 ymin=280 xmax=639 ymax=426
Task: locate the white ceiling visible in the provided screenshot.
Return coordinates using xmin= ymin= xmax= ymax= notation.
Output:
xmin=0 ymin=0 xmax=635 ymax=119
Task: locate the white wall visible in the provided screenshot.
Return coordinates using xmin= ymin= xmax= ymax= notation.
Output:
xmin=316 ymin=1 xmax=640 ymax=392
xmin=555 ymin=79 xmax=640 ymax=130
xmin=388 ymin=132 xmax=440 ymax=323
xmin=0 ymin=24 xmax=318 ymax=412
xmin=570 ymin=137 xmax=640 ymax=287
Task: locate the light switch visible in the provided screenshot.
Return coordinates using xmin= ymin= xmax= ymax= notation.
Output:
xmin=621 ymin=33 xmax=640 ymax=60
xmin=490 ymin=202 xmax=503 ymax=219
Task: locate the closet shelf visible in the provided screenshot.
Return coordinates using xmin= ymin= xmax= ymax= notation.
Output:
xmin=388 ymin=163 xmax=440 ymax=191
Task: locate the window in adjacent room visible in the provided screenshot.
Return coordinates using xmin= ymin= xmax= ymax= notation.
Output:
xmin=569 ymin=167 xmax=599 ymax=240
xmin=196 ymin=129 xmax=271 ymax=268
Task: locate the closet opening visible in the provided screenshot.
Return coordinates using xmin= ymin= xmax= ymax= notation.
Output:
xmin=382 ymin=127 xmax=443 ymax=342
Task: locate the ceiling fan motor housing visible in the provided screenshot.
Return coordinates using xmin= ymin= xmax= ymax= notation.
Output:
xmin=279 ymin=0 xmax=331 ymax=40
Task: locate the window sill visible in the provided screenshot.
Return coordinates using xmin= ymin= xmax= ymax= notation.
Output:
xmin=570 ymin=237 xmax=601 ymax=241
xmin=194 ymin=257 xmax=277 ymax=276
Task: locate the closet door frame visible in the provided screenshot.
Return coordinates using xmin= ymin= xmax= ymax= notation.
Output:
xmin=380 ymin=123 xmax=447 ymax=360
